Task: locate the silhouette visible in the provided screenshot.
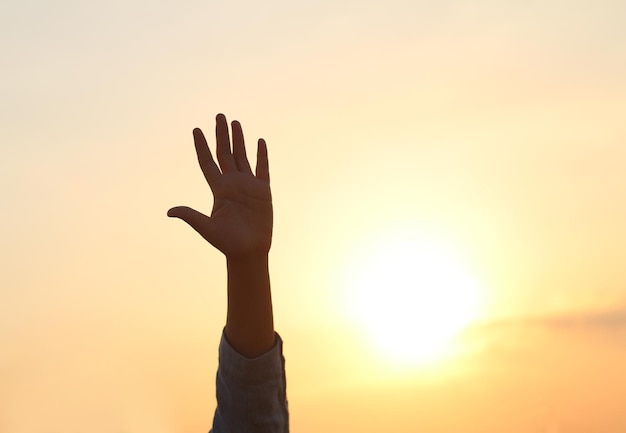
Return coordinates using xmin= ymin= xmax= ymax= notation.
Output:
xmin=168 ymin=113 xmax=288 ymax=432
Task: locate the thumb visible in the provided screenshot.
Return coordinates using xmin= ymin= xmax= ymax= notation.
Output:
xmin=167 ymin=206 xmax=216 ymax=245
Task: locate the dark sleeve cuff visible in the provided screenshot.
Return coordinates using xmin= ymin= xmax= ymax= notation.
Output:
xmin=211 ymin=329 xmax=289 ymax=433
xmin=218 ymin=330 xmax=285 ymax=385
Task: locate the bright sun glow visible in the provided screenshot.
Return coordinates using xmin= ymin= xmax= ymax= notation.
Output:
xmin=341 ymin=227 xmax=484 ymax=367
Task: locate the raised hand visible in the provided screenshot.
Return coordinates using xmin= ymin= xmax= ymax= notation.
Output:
xmin=168 ymin=113 xmax=273 ymax=260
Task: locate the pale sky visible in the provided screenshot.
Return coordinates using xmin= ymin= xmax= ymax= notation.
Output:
xmin=1 ymin=0 xmax=626 ymax=432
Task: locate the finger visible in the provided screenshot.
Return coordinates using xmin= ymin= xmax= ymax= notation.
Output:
xmin=231 ymin=120 xmax=253 ymax=175
xmin=193 ymin=128 xmax=221 ymax=185
xmin=256 ymin=138 xmax=270 ymax=183
xmin=215 ymin=113 xmax=237 ymax=173
xmin=167 ymin=206 xmax=217 ymax=245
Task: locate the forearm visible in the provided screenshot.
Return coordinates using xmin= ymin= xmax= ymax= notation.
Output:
xmin=225 ymin=254 xmax=275 ymax=358
xmin=212 ymin=255 xmax=288 ymax=433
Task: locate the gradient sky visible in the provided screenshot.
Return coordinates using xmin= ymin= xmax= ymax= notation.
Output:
xmin=2 ymin=0 xmax=626 ymax=432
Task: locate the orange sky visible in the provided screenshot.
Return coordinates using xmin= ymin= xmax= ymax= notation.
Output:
xmin=1 ymin=0 xmax=626 ymax=431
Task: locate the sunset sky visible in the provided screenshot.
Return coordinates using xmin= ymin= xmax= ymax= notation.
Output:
xmin=2 ymin=0 xmax=626 ymax=432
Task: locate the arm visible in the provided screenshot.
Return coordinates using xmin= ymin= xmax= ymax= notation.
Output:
xmin=168 ymin=113 xmax=288 ymax=432
xmin=226 ymin=255 xmax=274 ymax=357
xmin=168 ymin=113 xmax=274 ymax=357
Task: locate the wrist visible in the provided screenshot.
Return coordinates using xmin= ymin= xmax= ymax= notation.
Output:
xmin=226 ymin=253 xmax=269 ymax=271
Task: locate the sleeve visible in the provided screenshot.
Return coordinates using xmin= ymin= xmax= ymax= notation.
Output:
xmin=209 ymin=330 xmax=289 ymax=433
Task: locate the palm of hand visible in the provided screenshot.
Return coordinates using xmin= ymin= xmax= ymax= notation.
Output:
xmin=168 ymin=114 xmax=273 ymax=259
xmin=207 ymin=172 xmax=272 ymax=258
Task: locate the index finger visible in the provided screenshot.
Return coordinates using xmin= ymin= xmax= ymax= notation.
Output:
xmin=193 ymin=128 xmax=221 ymax=186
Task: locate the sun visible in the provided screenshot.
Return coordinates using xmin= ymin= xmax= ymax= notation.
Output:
xmin=340 ymin=227 xmax=484 ymax=367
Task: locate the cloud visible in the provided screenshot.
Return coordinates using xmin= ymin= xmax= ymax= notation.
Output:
xmin=469 ymin=303 xmax=626 ymax=334
xmin=539 ymin=306 xmax=626 ymax=330
xmin=456 ymin=303 xmax=626 ymax=362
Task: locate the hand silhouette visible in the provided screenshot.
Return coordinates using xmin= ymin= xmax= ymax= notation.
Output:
xmin=168 ymin=113 xmax=272 ymax=260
